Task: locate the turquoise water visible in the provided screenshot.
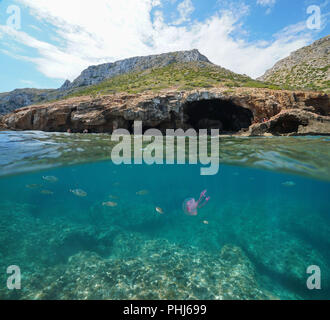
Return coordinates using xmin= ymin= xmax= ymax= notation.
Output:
xmin=0 ymin=131 xmax=329 ymax=300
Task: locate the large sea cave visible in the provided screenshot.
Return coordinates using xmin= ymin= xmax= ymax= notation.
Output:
xmin=183 ymin=99 xmax=253 ymax=133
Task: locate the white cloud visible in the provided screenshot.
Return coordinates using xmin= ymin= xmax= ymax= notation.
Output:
xmin=20 ymin=79 xmax=37 ymax=87
xmin=28 ymin=24 xmax=42 ymax=32
xmin=0 ymin=25 xmax=89 ymax=80
xmin=257 ymin=0 xmax=276 ymax=6
xmin=172 ymin=0 xmax=195 ymax=25
xmin=0 ymin=0 xmax=319 ymax=83
xmin=257 ymin=0 xmax=276 ymax=14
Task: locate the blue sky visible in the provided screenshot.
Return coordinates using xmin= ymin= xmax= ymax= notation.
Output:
xmin=0 ymin=0 xmax=329 ymax=92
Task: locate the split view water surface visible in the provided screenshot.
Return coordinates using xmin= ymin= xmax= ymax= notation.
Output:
xmin=0 ymin=131 xmax=329 ymax=300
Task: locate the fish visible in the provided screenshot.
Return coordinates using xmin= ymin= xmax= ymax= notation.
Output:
xmin=102 ymin=201 xmax=118 ymax=207
xmin=155 ymin=207 xmax=164 ymax=214
xmin=282 ymin=181 xmax=296 ymax=187
xmin=42 ymin=176 xmax=58 ymax=183
xmin=203 ymin=220 xmax=209 ymax=225
xmin=70 ymin=189 xmax=87 ymax=197
xmin=40 ymin=190 xmax=54 ymax=195
xmin=109 ymin=195 xmax=119 ymax=200
xmin=136 ymin=190 xmax=149 ymax=196
xmin=26 ymin=184 xmax=42 ymax=189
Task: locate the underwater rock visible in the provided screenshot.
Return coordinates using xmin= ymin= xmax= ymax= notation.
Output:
xmin=47 ymin=224 xmax=123 ymax=264
xmin=243 ymin=229 xmax=329 ymax=286
xmin=0 ymin=201 xmax=124 ymax=299
xmin=109 ymin=232 xmax=150 ymax=259
xmin=222 ymin=203 xmax=330 ymax=296
xmin=4 ymin=239 xmax=275 ymax=300
xmin=280 ymin=208 xmax=330 ymax=259
xmin=0 ymin=203 xmax=74 ymax=292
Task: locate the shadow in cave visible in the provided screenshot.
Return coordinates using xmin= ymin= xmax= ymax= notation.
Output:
xmin=269 ymin=115 xmax=307 ymax=134
xmin=184 ymin=99 xmax=253 ymax=133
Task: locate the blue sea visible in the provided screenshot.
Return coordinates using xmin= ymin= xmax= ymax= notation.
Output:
xmin=0 ymin=131 xmax=329 ymax=300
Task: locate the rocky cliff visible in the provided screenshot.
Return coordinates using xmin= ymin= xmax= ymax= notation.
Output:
xmin=1 ymin=41 xmax=329 ymax=128
xmin=0 ymin=88 xmax=57 ymax=115
xmin=60 ymin=49 xmax=212 ymax=90
xmin=258 ymin=35 xmax=330 ymax=92
xmin=1 ymin=87 xmax=329 ymax=136
xmin=0 ymin=49 xmax=227 ymax=115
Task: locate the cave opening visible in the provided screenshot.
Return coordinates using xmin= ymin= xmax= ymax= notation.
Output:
xmin=184 ymin=99 xmax=253 ymax=133
xmin=305 ymin=97 xmax=330 ymax=116
xmin=269 ymin=115 xmax=306 ymax=134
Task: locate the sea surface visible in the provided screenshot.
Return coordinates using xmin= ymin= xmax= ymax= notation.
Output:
xmin=0 ymin=131 xmax=329 ymax=300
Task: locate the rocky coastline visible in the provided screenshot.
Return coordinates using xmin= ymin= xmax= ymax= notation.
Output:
xmin=0 ymin=87 xmax=329 ymax=136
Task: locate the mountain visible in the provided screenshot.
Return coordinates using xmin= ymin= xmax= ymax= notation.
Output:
xmin=0 ymin=88 xmax=57 ymax=115
xmin=258 ymin=35 xmax=330 ymax=92
xmin=63 ymin=61 xmax=259 ymax=98
xmin=0 ymin=49 xmax=263 ymax=115
xmin=0 ymin=50 xmax=212 ymax=115
xmin=60 ymin=49 xmax=211 ymax=90
xmin=4 ymin=41 xmax=329 ymax=116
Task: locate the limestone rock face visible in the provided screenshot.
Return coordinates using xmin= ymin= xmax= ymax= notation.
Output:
xmin=60 ymin=49 xmax=211 ymax=90
xmin=1 ymin=87 xmax=329 ymax=136
xmin=248 ymin=109 xmax=330 ymax=136
xmin=258 ymin=36 xmax=330 ymax=92
xmin=0 ymin=88 xmax=56 ymax=115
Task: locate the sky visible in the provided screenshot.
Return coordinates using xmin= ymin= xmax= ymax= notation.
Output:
xmin=0 ymin=0 xmax=329 ymax=92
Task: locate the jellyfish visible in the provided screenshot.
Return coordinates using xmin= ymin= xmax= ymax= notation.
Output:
xmin=183 ymin=190 xmax=210 ymax=216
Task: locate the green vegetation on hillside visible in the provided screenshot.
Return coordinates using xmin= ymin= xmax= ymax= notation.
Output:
xmin=265 ymin=64 xmax=330 ymax=93
xmin=65 ymin=62 xmax=282 ymax=98
xmin=259 ymin=36 xmax=330 ymax=94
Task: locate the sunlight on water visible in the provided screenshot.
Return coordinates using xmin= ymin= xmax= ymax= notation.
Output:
xmin=0 ymin=131 xmax=329 ymax=300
